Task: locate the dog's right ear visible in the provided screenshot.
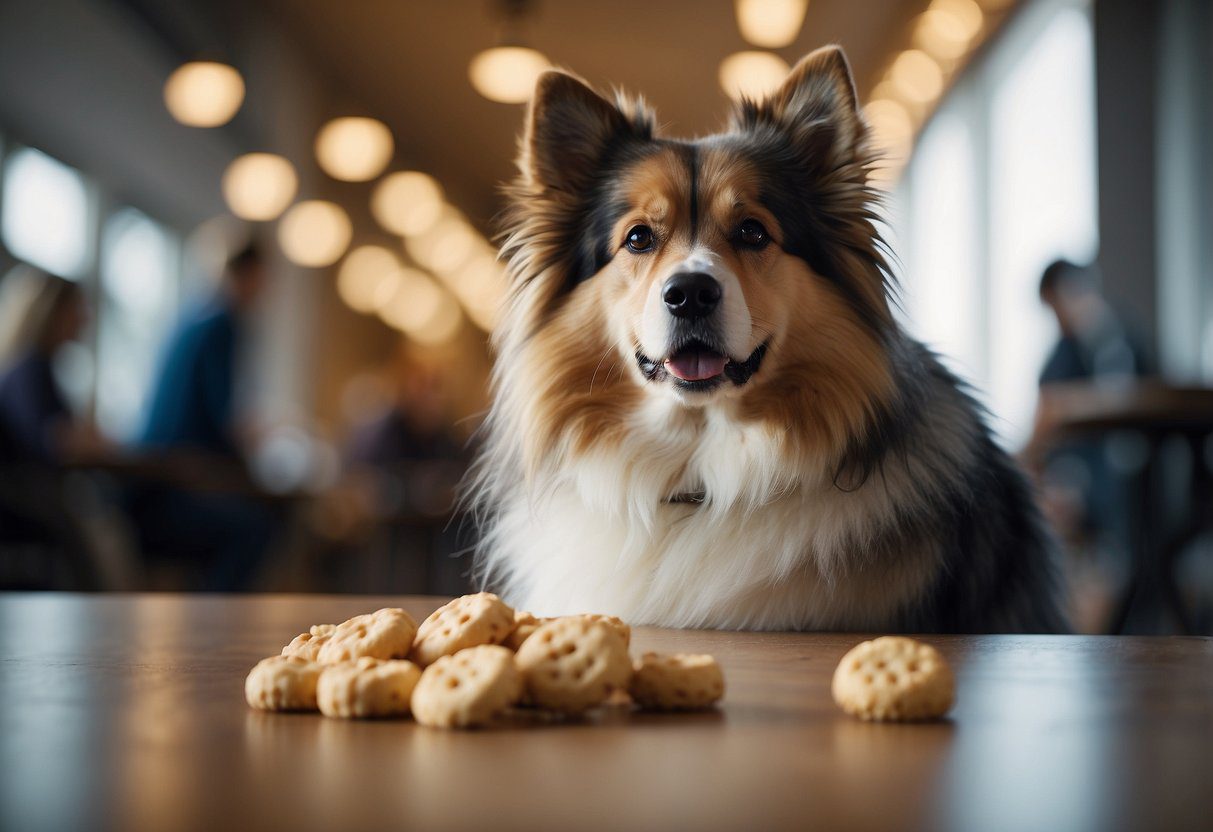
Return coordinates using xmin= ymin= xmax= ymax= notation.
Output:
xmin=522 ymin=71 xmax=652 ymax=192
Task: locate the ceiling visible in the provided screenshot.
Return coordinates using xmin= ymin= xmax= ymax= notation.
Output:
xmin=254 ymin=0 xmax=928 ymax=230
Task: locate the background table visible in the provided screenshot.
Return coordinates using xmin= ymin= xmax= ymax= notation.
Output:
xmin=1 ymin=595 xmax=1210 ymax=832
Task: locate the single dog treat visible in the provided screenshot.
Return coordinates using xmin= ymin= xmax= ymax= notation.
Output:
xmin=504 ymin=609 xmax=545 ymax=650
xmin=575 ymin=613 xmax=631 ymax=648
xmin=410 ymin=593 xmax=515 ymax=667
xmin=245 ymin=655 xmax=323 ymax=712
xmin=317 ymin=608 xmax=418 ymax=664
xmin=514 ymin=617 xmax=632 ymax=713
xmin=411 ymin=645 xmax=522 ymax=728
xmin=281 ymin=624 xmax=336 ymax=662
xmin=831 ymin=636 xmax=955 ymax=721
xmin=630 ymin=652 xmax=725 ymax=710
xmin=317 ymin=657 xmax=422 ymax=719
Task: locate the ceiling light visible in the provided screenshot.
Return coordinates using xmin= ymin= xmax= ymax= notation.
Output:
xmin=378 ymin=268 xmax=463 ymax=344
xmin=221 ymin=153 xmax=298 ymax=221
xmin=914 ymin=9 xmax=975 ymax=61
xmin=371 ymin=171 xmax=446 ymax=237
xmin=404 ymin=209 xmax=484 ymax=275
xmin=337 ymin=246 xmax=404 ymax=313
xmin=469 ymin=45 xmax=551 ymax=104
xmin=888 ymin=49 xmax=944 ymax=104
xmin=278 ymin=200 xmax=352 ymax=268
xmin=929 ymin=0 xmax=984 ymax=41
xmin=163 ymin=61 xmax=245 ymax=127
xmin=734 ymin=0 xmax=808 ymax=48
xmin=449 ymin=252 xmax=508 ymax=331
xmin=315 ymin=117 xmax=395 ymax=182
xmin=863 ymin=99 xmax=915 ymax=164
xmin=410 ymin=291 xmax=463 ymax=345
xmin=718 ymin=51 xmax=791 ymax=101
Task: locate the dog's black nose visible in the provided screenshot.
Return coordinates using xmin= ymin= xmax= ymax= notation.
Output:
xmin=662 ymin=272 xmax=721 ymax=319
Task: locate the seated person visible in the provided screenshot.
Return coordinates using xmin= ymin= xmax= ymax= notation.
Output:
xmin=0 ymin=264 xmax=105 ymax=587
xmin=0 ymin=265 xmax=100 ymax=464
xmin=128 ymin=244 xmax=279 ymax=591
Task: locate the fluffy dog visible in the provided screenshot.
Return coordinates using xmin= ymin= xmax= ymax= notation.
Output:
xmin=467 ymin=46 xmax=1066 ymax=633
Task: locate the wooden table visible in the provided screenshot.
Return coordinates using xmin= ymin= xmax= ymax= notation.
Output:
xmin=2 ymin=595 xmax=1210 ymax=832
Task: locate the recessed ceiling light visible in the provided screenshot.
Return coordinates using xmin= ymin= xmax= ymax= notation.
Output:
xmin=718 ymin=51 xmax=791 ymax=101
xmin=734 ymin=0 xmax=808 ymax=49
xmin=278 ymin=200 xmax=352 ymax=267
xmin=221 ymin=153 xmax=297 ymax=221
xmin=315 ymin=117 xmax=395 ymax=182
xmin=469 ymin=46 xmax=551 ymax=104
xmin=164 ymin=61 xmax=244 ymax=127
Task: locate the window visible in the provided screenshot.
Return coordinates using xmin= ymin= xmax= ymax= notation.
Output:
xmin=897 ymin=0 xmax=1097 ymax=447
xmin=904 ymin=108 xmax=982 ymax=384
xmin=987 ymin=6 xmax=1098 ymax=441
xmin=1 ymin=146 xmax=92 ymax=278
xmin=97 ymin=207 xmax=179 ymax=440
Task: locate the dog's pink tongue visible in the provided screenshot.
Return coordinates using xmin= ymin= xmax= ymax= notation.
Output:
xmin=666 ymin=349 xmax=727 ymax=381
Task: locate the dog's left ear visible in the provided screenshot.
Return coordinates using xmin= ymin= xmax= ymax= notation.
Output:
xmin=738 ymin=45 xmax=864 ymax=163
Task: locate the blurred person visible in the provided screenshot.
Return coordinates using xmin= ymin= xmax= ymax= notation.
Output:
xmin=1037 ymin=259 xmax=1148 ymax=387
xmin=128 ymin=244 xmax=278 ymax=591
xmin=0 ymin=265 xmax=108 ymax=588
xmin=316 ymin=353 xmax=468 ymax=594
xmin=140 ymin=243 xmax=264 ymax=456
xmin=0 ymin=265 xmax=105 ymax=463
xmin=348 ymin=360 xmax=463 ymax=475
xmin=1028 ymin=260 xmax=1150 ymax=627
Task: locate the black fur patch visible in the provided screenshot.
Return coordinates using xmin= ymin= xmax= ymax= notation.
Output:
xmin=558 ymin=138 xmax=659 ymax=291
xmin=709 ymin=127 xmax=890 ymax=338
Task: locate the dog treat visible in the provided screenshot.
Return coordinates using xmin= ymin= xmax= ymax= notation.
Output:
xmin=576 ymin=613 xmax=631 ymax=649
xmin=245 ymin=655 xmax=324 ymax=712
xmin=316 ymin=608 xmax=418 ymax=664
xmin=831 ymin=636 xmax=955 ymax=722
xmin=514 ymin=617 xmax=632 ymax=713
xmin=316 ymin=657 xmax=422 ymax=719
xmin=410 ymin=592 xmax=515 ymax=667
xmin=504 ymin=609 xmax=544 ymax=651
xmin=411 ymin=645 xmax=522 ymax=728
xmin=281 ymin=623 xmax=336 ymax=662
xmin=244 ymin=595 xmax=731 ymax=729
xmin=630 ymin=652 xmax=725 ymax=710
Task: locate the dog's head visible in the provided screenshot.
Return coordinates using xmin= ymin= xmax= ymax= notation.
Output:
xmin=497 ymin=46 xmax=896 ymax=468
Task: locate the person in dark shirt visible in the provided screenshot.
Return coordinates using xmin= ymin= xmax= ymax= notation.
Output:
xmin=1031 ymin=259 xmax=1148 ymax=585
xmin=1038 ymin=259 xmax=1149 ymax=387
xmin=129 ymin=244 xmax=277 ymax=591
xmin=0 ymin=265 xmax=94 ymax=464
xmin=0 ymin=265 xmax=104 ymax=588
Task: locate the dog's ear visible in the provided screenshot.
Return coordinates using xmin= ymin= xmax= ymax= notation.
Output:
xmin=736 ymin=45 xmax=864 ymax=162
xmin=522 ymin=70 xmax=651 ymax=192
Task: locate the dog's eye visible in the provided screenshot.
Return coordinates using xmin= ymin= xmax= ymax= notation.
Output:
xmin=625 ymin=225 xmax=654 ymax=253
xmin=737 ymin=219 xmax=769 ymax=249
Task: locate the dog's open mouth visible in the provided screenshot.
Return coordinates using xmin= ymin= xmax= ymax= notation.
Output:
xmin=636 ymin=339 xmax=770 ymax=390
xmin=666 ymin=344 xmax=728 ymax=382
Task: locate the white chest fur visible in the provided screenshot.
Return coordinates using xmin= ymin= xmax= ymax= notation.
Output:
xmin=480 ymin=391 xmax=973 ymax=630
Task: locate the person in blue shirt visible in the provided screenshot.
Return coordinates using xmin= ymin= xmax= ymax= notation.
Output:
xmin=130 ymin=244 xmax=278 ymax=591
xmin=140 ymin=245 xmax=263 ymax=456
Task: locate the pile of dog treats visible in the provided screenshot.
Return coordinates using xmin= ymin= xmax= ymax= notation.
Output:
xmin=245 ymin=592 xmax=725 ymax=728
